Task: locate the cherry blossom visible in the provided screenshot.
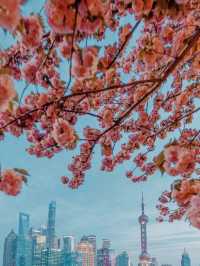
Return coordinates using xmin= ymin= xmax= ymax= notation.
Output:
xmin=52 ymin=119 xmax=77 ymax=149
xmin=0 ymin=169 xmax=24 ymax=196
xmin=0 ymin=75 xmax=16 ymax=112
xmin=0 ymin=0 xmax=21 ymax=32
xmin=0 ymin=0 xmax=200 ymax=231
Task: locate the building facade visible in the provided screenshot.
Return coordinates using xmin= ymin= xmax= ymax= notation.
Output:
xmin=16 ymin=213 xmax=32 ymax=266
xmin=63 ymin=236 xmax=75 ymax=253
xmin=76 ymin=241 xmax=95 ymax=266
xmin=30 ymin=228 xmax=46 ymax=266
xmin=102 ymin=240 xmax=111 ymax=250
xmin=3 ymin=230 xmax=17 ymax=266
xmin=40 ymin=248 xmax=63 ymax=266
xmin=181 ymin=249 xmax=191 ymax=266
xmin=47 ymin=201 xmax=56 ymax=249
xmin=115 ymin=252 xmax=129 ymax=266
xmin=97 ymin=248 xmax=111 ymax=266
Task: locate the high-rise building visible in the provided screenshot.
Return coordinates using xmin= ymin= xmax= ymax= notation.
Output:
xmin=97 ymin=248 xmax=111 ymax=266
xmin=30 ymin=228 xmax=46 ymax=266
xmin=62 ymin=251 xmax=82 ymax=266
xmin=102 ymin=239 xmax=111 ymax=250
xmin=109 ymin=249 xmax=116 ymax=266
xmin=41 ymin=248 xmax=63 ymax=266
xmin=116 ymin=252 xmax=129 ymax=266
xmin=87 ymin=235 xmax=96 ymax=255
xmin=47 ymin=201 xmax=56 ymax=249
xmin=76 ymin=240 xmax=95 ymax=266
xmin=87 ymin=235 xmax=97 ymax=266
xmin=63 ymin=236 xmax=75 ymax=253
xmin=16 ymin=213 xmax=32 ymax=266
xmin=181 ymin=249 xmax=191 ymax=266
xmin=3 ymin=230 xmax=17 ymax=266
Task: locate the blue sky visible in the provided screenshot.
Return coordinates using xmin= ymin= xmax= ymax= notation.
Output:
xmin=1 ymin=1 xmax=200 ymax=266
xmin=1 ymin=134 xmax=200 ymax=266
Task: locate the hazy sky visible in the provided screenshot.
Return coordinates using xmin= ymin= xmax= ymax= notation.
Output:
xmin=1 ymin=134 xmax=200 ymax=266
xmin=1 ymin=1 xmax=200 ymax=266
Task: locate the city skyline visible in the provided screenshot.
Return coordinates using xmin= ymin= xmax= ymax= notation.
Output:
xmin=1 ymin=200 xmax=194 ymax=266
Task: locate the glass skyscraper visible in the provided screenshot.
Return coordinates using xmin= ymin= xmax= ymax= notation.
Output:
xmin=63 ymin=236 xmax=75 ymax=253
xmin=30 ymin=228 xmax=46 ymax=266
xmin=181 ymin=249 xmax=191 ymax=266
xmin=41 ymin=248 xmax=63 ymax=266
xmin=47 ymin=201 xmax=56 ymax=249
xmin=116 ymin=252 xmax=129 ymax=266
xmin=3 ymin=230 xmax=17 ymax=266
xmin=16 ymin=213 xmax=32 ymax=266
xmin=97 ymin=248 xmax=111 ymax=266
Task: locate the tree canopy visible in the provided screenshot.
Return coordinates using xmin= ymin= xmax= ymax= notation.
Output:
xmin=0 ymin=0 xmax=200 ymax=229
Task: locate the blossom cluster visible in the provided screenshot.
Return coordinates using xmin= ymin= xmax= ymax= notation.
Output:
xmin=0 ymin=0 xmax=200 ymax=230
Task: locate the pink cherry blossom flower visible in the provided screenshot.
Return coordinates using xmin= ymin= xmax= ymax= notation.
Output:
xmin=45 ymin=0 xmax=75 ymax=34
xmin=102 ymin=109 xmax=113 ymax=127
xmin=0 ymin=0 xmax=21 ymax=32
xmin=0 ymin=169 xmax=23 ymax=196
xmin=187 ymin=195 xmax=200 ymax=229
xmin=52 ymin=119 xmax=77 ymax=149
xmin=21 ymin=15 xmax=43 ymax=48
xmin=0 ymin=75 xmax=16 ymax=112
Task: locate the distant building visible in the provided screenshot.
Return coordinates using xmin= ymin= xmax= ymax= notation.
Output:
xmin=30 ymin=228 xmax=46 ymax=266
xmin=41 ymin=248 xmax=63 ymax=266
xmin=76 ymin=240 xmax=95 ymax=266
xmin=97 ymin=248 xmax=111 ymax=266
xmin=116 ymin=252 xmax=129 ymax=266
xmin=109 ymin=249 xmax=116 ymax=266
xmin=63 ymin=236 xmax=75 ymax=253
xmin=47 ymin=201 xmax=56 ymax=249
xmin=138 ymin=195 xmax=157 ymax=266
xmin=102 ymin=239 xmax=111 ymax=250
xmin=181 ymin=249 xmax=191 ymax=266
xmin=87 ymin=235 xmax=97 ymax=266
xmin=150 ymin=257 xmax=158 ymax=266
xmin=3 ymin=230 xmax=17 ymax=266
xmin=16 ymin=213 xmax=32 ymax=266
xmin=62 ymin=251 xmax=82 ymax=266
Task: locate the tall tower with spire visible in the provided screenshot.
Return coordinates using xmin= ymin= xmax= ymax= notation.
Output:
xmin=138 ymin=194 xmax=150 ymax=265
xmin=47 ymin=201 xmax=56 ymax=249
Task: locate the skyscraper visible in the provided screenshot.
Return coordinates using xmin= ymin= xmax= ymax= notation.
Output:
xmin=102 ymin=239 xmax=111 ymax=250
xmin=77 ymin=239 xmax=95 ymax=266
xmin=97 ymin=247 xmax=111 ymax=266
xmin=30 ymin=228 xmax=46 ymax=266
xmin=63 ymin=236 xmax=75 ymax=253
xmin=16 ymin=213 xmax=32 ymax=266
xmin=3 ymin=230 xmax=17 ymax=266
xmin=47 ymin=201 xmax=56 ymax=249
xmin=41 ymin=248 xmax=63 ymax=266
xmin=181 ymin=249 xmax=191 ymax=266
xmin=116 ymin=252 xmax=129 ymax=266
xmin=138 ymin=194 xmax=151 ymax=266
xmin=87 ymin=235 xmax=97 ymax=266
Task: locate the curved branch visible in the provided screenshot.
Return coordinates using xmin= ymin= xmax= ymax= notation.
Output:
xmin=106 ymin=20 xmax=141 ymax=70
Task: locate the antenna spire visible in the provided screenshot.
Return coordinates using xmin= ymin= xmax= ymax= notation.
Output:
xmin=142 ymin=192 xmax=144 ymax=214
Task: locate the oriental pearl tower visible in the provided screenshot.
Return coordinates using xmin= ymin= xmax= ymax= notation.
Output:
xmin=138 ymin=193 xmax=151 ymax=266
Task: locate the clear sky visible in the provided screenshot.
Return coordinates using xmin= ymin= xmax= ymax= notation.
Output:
xmin=1 ymin=1 xmax=200 ymax=266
